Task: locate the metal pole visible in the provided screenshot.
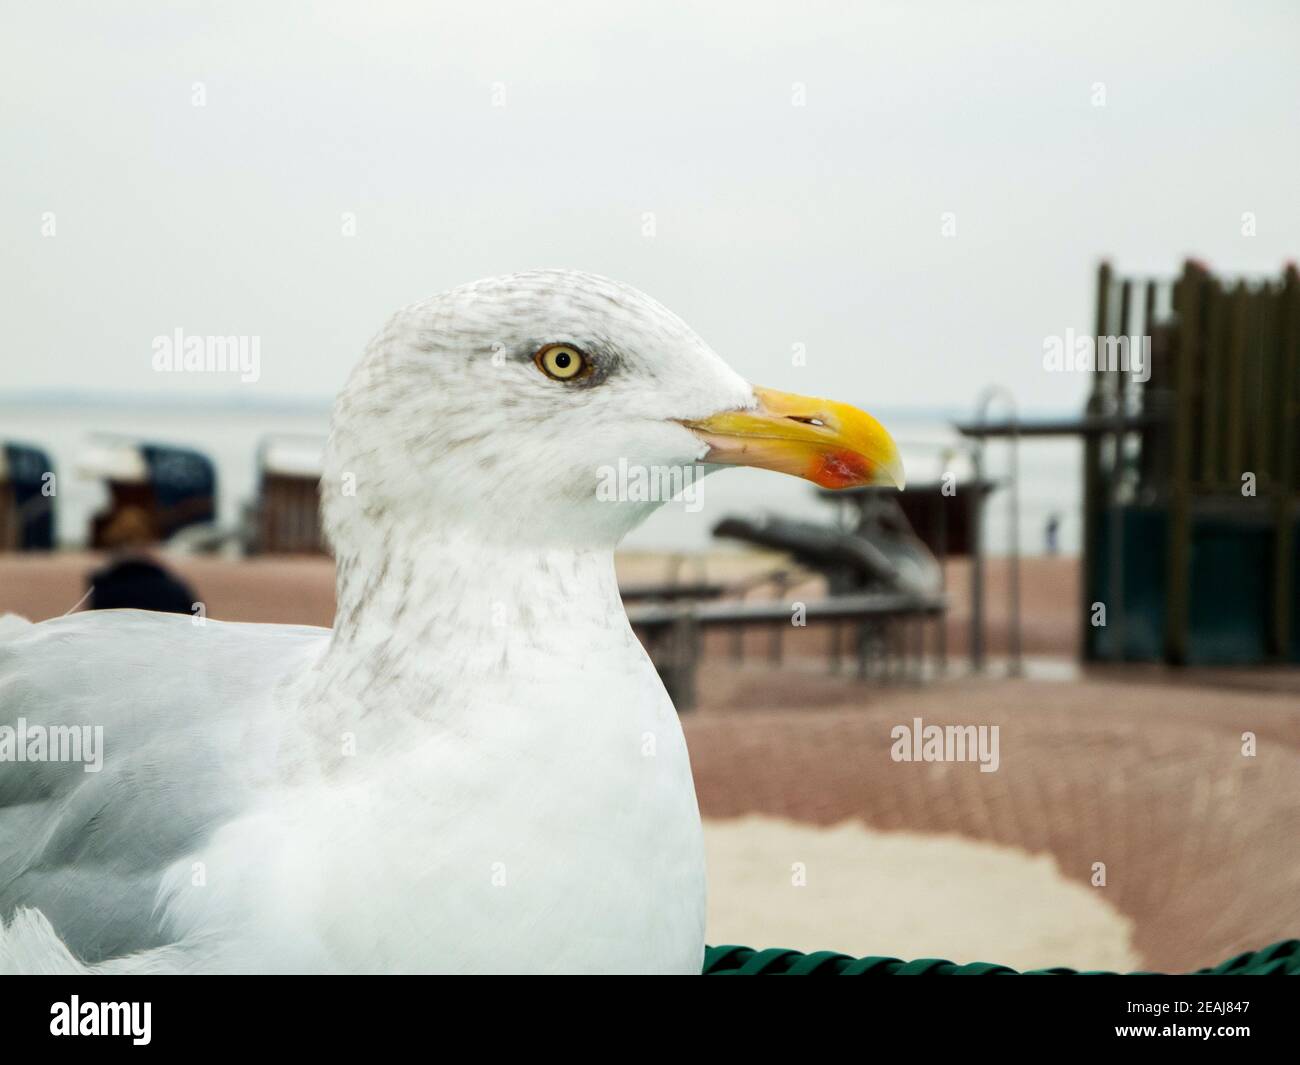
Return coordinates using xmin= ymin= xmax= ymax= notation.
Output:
xmin=975 ymin=385 xmax=1023 ymax=677
xmin=970 ymin=439 xmax=985 ymax=673
xmin=936 ymin=451 xmax=950 ymax=676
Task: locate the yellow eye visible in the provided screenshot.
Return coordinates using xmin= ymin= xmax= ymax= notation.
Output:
xmin=535 ymin=343 xmax=588 ymax=381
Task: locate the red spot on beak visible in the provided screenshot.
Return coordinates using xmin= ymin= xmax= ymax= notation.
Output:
xmin=810 ymin=449 xmax=871 ymax=489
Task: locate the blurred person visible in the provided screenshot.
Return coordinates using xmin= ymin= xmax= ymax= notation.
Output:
xmin=86 ymin=506 xmax=198 ymax=615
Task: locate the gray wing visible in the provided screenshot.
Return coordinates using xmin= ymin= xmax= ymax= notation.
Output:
xmin=0 ymin=609 xmax=328 ymax=963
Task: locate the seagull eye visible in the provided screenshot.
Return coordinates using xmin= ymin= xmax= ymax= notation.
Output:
xmin=535 ymin=343 xmax=588 ymax=381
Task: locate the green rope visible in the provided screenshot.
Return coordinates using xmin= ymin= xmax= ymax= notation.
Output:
xmin=702 ymin=939 xmax=1300 ymax=975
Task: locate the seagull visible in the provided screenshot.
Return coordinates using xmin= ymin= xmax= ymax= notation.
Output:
xmin=0 ymin=270 xmax=902 ymax=974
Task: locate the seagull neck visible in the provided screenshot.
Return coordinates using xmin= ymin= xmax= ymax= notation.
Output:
xmin=319 ymin=526 xmax=634 ymax=700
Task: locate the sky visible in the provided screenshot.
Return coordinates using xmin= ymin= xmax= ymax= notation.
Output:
xmin=2 ymin=0 xmax=1297 ymax=415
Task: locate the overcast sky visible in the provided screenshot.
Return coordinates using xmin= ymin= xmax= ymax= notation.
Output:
xmin=2 ymin=0 xmax=1297 ymax=413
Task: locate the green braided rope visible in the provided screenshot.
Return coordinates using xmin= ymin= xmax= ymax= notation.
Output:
xmin=702 ymin=939 xmax=1300 ymax=975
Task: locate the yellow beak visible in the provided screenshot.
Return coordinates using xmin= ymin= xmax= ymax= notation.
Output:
xmin=681 ymin=386 xmax=904 ymax=490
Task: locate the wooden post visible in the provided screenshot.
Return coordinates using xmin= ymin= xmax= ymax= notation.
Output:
xmin=669 ymin=611 xmax=699 ymax=712
xmin=1273 ymin=266 xmax=1298 ymax=657
xmin=1165 ymin=262 xmax=1200 ymax=665
xmin=769 ymin=573 xmax=787 ymax=664
xmin=0 ymin=481 xmax=14 ymax=551
xmin=1108 ymin=280 xmax=1131 ymax=661
xmin=1082 ymin=262 xmax=1111 ymax=659
xmin=1201 ymin=279 xmax=1224 ymax=490
xmin=1225 ymin=283 xmax=1248 ymax=483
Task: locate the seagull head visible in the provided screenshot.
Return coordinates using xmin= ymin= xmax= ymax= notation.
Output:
xmin=323 ymin=269 xmax=903 ymax=552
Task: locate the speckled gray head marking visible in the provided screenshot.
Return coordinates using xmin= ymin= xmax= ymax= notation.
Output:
xmin=322 ymin=269 xmax=754 ymax=553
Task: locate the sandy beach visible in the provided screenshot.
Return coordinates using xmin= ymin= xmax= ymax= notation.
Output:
xmin=704 ymin=815 xmax=1140 ymax=972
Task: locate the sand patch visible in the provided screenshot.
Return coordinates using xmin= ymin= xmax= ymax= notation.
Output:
xmin=704 ymin=814 xmax=1139 ymax=972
